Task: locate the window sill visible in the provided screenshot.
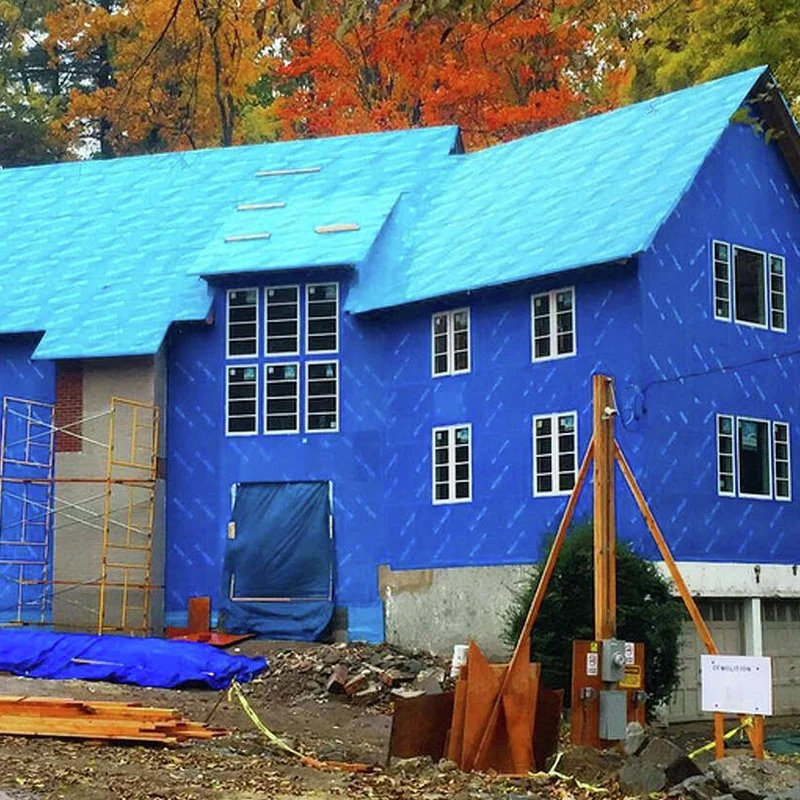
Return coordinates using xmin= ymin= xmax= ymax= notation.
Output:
xmin=432 ymin=498 xmax=472 ymax=506
xmin=532 ymin=352 xmax=577 ymax=364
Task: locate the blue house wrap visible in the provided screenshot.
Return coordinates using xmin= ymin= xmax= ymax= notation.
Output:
xmin=0 ymin=67 xmax=799 ymax=650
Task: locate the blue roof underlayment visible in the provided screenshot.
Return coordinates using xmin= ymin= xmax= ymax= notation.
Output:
xmin=0 ymin=66 xmax=769 ymax=359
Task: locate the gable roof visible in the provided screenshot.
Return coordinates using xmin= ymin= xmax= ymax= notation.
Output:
xmin=346 ymin=65 xmax=771 ymax=313
xmin=0 ymin=65 xmax=793 ymax=359
xmin=0 ymin=126 xmax=460 ymax=359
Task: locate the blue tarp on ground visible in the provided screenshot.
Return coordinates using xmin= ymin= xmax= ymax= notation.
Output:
xmin=0 ymin=629 xmax=267 ymax=689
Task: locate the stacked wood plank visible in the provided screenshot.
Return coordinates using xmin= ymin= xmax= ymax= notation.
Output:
xmin=0 ymin=695 xmax=226 ymax=744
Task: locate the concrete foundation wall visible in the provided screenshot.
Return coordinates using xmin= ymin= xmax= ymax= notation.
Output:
xmin=380 ymin=562 xmax=533 ymax=660
xmin=53 ymin=357 xmax=163 ymax=632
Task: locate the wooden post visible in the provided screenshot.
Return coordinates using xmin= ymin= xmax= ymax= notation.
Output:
xmin=752 ymin=715 xmax=765 ymax=760
xmin=714 ymin=713 xmax=725 ymax=760
xmin=593 ymin=375 xmax=616 ymax=640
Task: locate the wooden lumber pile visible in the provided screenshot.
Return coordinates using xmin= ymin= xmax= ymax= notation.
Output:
xmin=0 ymin=695 xmax=226 ymax=744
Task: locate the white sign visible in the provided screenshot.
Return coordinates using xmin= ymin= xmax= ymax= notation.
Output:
xmin=624 ymin=642 xmax=635 ymax=665
xmin=701 ymin=655 xmax=772 ymax=716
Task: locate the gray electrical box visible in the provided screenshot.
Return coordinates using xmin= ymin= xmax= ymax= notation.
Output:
xmin=599 ymin=690 xmax=627 ymax=740
xmin=601 ymin=638 xmax=626 ymax=682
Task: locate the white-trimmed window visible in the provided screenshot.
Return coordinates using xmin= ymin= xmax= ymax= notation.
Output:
xmin=713 ymin=241 xmax=786 ymax=332
xmin=716 ymin=414 xmax=791 ymax=501
xmin=532 ymin=287 xmax=575 ymax=361
xmin=432 ymin=424 xmax=472 ymax=504
xmin=533 ymin=412 xmax=577 ymax=496
xmin=306 ymin=361 xmax=338 ymax=432
xmin=226 ymin=365 xmax=257 ymax=435
xmin=306 ymin=283 xmax=339 ymax=353
xmin=265 ymin=363 xmax=299 ymax=434
xmin=265 ymin=286 xmax=300 ymax=355
xmin=226 ymin=288 xmax=259 ymax=358
xmin=432 ymin=308 xmax=470 ymax=376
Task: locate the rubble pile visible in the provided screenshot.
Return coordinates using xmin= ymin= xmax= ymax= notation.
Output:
xmin=264 ymin=642 xmax=453 ymax=710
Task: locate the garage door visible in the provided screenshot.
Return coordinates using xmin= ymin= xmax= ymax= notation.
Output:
xmin=763 ymin=600 xmax=800 ymax=715
xmin=668 ymin=600 xmax=744 ymax=722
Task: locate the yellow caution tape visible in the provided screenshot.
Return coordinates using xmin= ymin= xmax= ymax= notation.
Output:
xmin=688 ymin=717 xmax=754 ymax=760
xmin=527 ymin=751 xmax=608 ymax=793
xmin=227 ymin=680 xmax=371 ymax=773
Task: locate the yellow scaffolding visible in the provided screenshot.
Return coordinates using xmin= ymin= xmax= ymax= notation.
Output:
xmin=0 ymin=395 xmax=160 ymax=635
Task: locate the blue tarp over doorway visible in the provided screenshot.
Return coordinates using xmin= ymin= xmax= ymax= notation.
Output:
xmin=222 ymin=481 xmax=334 ymax=640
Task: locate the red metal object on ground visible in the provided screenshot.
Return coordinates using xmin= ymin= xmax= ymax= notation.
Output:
xmin=166 ymin=596 xmax=254 ymax=648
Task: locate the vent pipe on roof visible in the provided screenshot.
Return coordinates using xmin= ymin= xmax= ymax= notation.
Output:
xmin=224 ymin=232 xmax=272 ymax=243
xmin=315 ymin=223 xmax=361 ymax=234
xmin=236 ymin=202 xmax=286 ymax=211
xmin=255 ymin=167 xmax=321 ymax=177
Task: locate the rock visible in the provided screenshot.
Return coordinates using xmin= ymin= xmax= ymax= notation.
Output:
xmin=558 ymin=745 xmax=624 ymax=785
xmin=624 ymin=721 xmax=648 ymax=756
xmin=764 ymin=790 xmax=800 ymax=800
xmin=437 ymin=758 xmax=459 ymax=773
xmin=344 ymin=672 xmax=369 ymax=696
xmin=667 ymin=773 xmax=718 ymax=800
xmin=326 ymin=664 xmax=349 ymax=694
xmin=414 ymin=667 xmax=444 ymax=695
xmin=404 ymin=659 xmax=425 ymax=675
xmin=620 ymin=738 xmax=701 ymax=794
xmin=391 ymin=686 xmax=426 ymax=700
xmin=322 ymin=649 xmax=340 ymax=666
xmin=710 ymin=757 xmax=800 ymax=800
xmin=304 ymin=679 xmax=321 ymax=692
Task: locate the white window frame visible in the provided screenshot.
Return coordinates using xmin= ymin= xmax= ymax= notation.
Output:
xmin=532 ymin=411 xmax=578 ymax=497
xmin=305 ymin=282 xmax=339 ymax=355
xmin=773 ymin=421 xmax=791 ymax=501
xmin=736 ymin=415 xmax=773 ymax=499
xmin=531 ymin=286 xmax=576 ymax=363
xmin=264 ymin=362 xmax=300 ymax=435
xmin=225 ymin=364 xmax=258 ymax=437
xmin=225 ymin=287 xmax=259 ymax=360
xmin=431 ymin=423 xmax=472 ymax=505
xmin=431 ymin=307 xmax=471 ymax=377
xmin=305 ymin=360 xmax=339 ymax=433
xmin=716 ymin=414 xmax=736 ymax=498
xmin=264 ymin=285 xmax=300 ymax=357
xmin=769 ymin=255 xmax=787 ymax=333
xmin=732 ymin=245 xmax=770 ymax=330
xmin=712 ymin=240 xmax=732 ymax=322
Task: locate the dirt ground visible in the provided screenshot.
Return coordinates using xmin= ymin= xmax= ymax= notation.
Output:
xmin=0 ymin=640 xmax=796 ymax=800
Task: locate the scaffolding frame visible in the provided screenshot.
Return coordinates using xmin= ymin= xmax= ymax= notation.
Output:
xmin=0 ymin=395 xmax=160 ymax=635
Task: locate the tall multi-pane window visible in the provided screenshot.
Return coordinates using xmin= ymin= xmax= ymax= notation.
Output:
xmin=265 ymin=363 xmax=299 ymax=434
xmin=712 ymin=241 xmax=786 ymax=332
xmin=306 ymin=283 xmax=339 ymax=353
xmin=533 ymin=412 xmax=577 ymax=496
xmin=716 ymin=414 xmax=791 ymax=501
xmin=531 ymin=287 xmax=576 ymax=361
xmin=432 ymin=424 xmax=472 ymax=504
xmin=306 ymin=361 xmax=339 ymax=432
xmin=226 ymin=288 xmax=258 ymax=358
xmin=432 ymin=308 xmax=470 ymax=376
xmin=265 ymin=286 xmax=299 ymax=355
xmin=226 ymin=365 xmax=258 ymax=435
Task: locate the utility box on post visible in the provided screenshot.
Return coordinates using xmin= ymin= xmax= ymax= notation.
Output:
xmin=571 ymin=640 xmax=647 ymax=747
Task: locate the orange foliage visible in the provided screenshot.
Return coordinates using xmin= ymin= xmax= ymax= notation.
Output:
xmin=273 ymin=0 xmax=627 ymax=148
xmin=47 ymin=0 xmax=274 ymax=154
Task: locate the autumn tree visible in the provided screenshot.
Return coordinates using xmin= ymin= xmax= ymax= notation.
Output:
xmin=271 ymin=0 xmax=636 ymax=148
xmin=45 ymin=0 xmax=282 ymax=155
xmin=625 ymin=0 xmax=800 ymax=116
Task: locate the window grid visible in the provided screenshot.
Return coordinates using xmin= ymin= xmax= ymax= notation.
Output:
xmin=712 ymin=241 xmax=732 ymax=321
xmin=773 ymin=421 xmax=791 ymax=501
xmin=306 ymin=283 xmax=339 ymax=354
xmin=532 ymin=287 xmax=575 ymax=362
xmin=432 ymin=308 xmax=470 ymax=376
xmin=432 ymin=424 xmax=472 ymax=504
xmin=226 ymin=365 xmax=258 ymax=436
xmin=265 ymin=285 xmax=300 ymax=355
xmin=533 ymin=412 xmax=577 ymax=496
xmin=770 ymin=255 xmax=787 ymax=332
xmin=265 ymin=362 xmax=299 ymax=435
xmin=306 ymin=361 xmax=339 ymax=433
xmin=226 ymin=288 xmax=259 ymax=358
xmin=737 ymin=416 xmax=772 ymax=499
xmin=717 ymin=414 xmax=735 ymax=496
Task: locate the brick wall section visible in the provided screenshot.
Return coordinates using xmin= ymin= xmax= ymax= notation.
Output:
xmin=54 ymin=361 xmax=83 ymax=452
